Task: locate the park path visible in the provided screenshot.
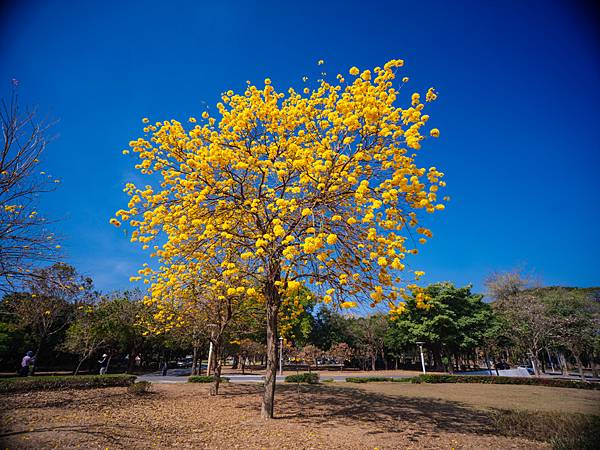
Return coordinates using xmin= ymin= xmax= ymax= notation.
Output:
xmin=137 ymin=369 xmax=412 ymax=383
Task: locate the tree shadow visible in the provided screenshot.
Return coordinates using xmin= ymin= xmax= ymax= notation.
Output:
xmin=230 ymin=383 xmax=496 ymax=439
xmin=0 ymin=423 xmax=154 ymax=448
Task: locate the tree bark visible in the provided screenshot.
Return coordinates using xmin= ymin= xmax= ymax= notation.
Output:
xmin=261 ymin=286 xmax=279 ymax=419
xmin=74 ymin=355 xmax=87 ymax=375
xmin=574 ymin=354 xmax=586 ymax=381
xmin=210 ymin=350 xmax=222 ymax=395
xmin=191 ymin=346 xmax=199 ymax=376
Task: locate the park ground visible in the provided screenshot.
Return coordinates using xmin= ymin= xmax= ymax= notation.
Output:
xmin=2 ymin=381 xmax=599 ymax=449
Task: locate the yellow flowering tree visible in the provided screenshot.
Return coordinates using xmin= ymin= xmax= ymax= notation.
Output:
xmin=145 ymin=261 xmax=263 ymax=395
xmin=114 ymin=59 xmax=446 ymax=418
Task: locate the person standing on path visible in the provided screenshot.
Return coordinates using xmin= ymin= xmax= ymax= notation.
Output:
xmin=19 ymin=351 xmax=34 ymax=376
xmin=98 ymin=354 xmax=109 ymax=375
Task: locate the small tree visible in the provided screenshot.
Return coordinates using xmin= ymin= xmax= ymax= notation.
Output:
xmin=487 ymin=272 xmax=554 ymax=375
xmin=5 ymin=263 xmax=94 ymax=366
xmin=62 ymin=304 xmax=106 ymax=375
xmin=298 ymin=344 xmax=322 ymax=370
xmin=543 ymin=288 xmax=600 ymax=381
xmin=326 ymin=342 xmax=354 ymax=366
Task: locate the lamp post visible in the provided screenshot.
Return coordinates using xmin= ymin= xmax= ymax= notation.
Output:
xmin=279 ymin=336 xmax=284 ymax=376
xmin=416 ymin=342 xmax=426 ymax=374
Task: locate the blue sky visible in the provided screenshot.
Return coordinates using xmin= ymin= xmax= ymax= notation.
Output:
xmin=1 ymin=0 xmax=598 ymax=295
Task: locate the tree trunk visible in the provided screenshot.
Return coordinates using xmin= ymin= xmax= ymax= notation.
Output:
xmin=484 ymin=350 xmax=493 ymax=376
xmin=531 ymin=350 xmax=541 ymax=377
xmin=261 ymin=287 xmax=279 ymax=419
xmin=574 ymin=354 xmax=586 ymax=381
xmin=210 ymin=345 xmax=222 ymax=396
xmin=431 ymin=345 xmax=443 ymax=371
xmin=127 ymin=350 xmax=136 ymax=373
xmin=191 ymin=346 xmax=199 ymax=376
xmin=74 ymin=355 xmax=87 ymax=376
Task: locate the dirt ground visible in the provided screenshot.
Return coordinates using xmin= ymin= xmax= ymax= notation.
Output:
xmin=341 ymin=382 xmax=600 ymax=415
xmin=3 ymin=381 xmax=593 ymax=449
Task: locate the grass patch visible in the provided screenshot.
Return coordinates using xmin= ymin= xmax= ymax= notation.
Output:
xmin=417 ymin=374 xmax=600 ymax=389
xmin=285 ymin=372 xmax=320 ymax=384
xmin=491 ymin=409 xmax=600 ymax=449
xmin=187 ymin=375 xmax=230 ymax=383
xmin=0 ymin=374 xmax=136 ymax=393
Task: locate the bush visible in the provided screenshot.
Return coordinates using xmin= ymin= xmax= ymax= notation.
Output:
xmin=285 ymin=372 xmax=320 ymax=384
xmin=188 ymin=375 xmax=230 ymax=383
xmin=345 ymin=377 xmax=393 ymax=383
xmin=416 ymin=374 xmax=600 ymax=390
xmin=0 ymin=374 xmax=136 ymax=393
xmin=391 ymin=377 xmax=415 ymax=383
xmin=127 ymin=380 xmax=151 ymax=395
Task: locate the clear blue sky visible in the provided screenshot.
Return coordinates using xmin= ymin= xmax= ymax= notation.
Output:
xmin=1 ymin=0 xmax=598 ymax=295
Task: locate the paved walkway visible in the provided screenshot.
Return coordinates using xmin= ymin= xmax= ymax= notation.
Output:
xmin=138 ymin=369 xmax=412 ymax=384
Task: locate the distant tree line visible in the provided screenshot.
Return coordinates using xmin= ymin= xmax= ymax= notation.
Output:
xmin=1 ymin=264 xmax=598 ymax=381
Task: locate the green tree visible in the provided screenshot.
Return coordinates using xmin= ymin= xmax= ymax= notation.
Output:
xmin=387 ymin=283 xmax=492 ymax=371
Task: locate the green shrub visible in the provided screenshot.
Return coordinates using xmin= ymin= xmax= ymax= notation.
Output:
xmin=285 ymin=373 xmax=320 ymax=384
xmin=391 ymin=377 xmax=416 ymax=383
xmin=188 ymin=375 xmax=230 ymax=383
xmin=0 ymin=374 xmax=136 ymax=393
xmin=127 ymin=380 xmax=152 ymax=395
xmin=416 ymin=374 xmax=600 ymax=390
xmin=345 ymin=376 xmax=396 ymax=383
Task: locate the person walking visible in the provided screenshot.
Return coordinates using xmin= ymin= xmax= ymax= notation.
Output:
xmin=19 ymin=351 xmax=34 ymax=376
xmin=161 ymin=360 xmax=168 ymax=376
xmin=98 ymin=354 xmax=109 ymax=375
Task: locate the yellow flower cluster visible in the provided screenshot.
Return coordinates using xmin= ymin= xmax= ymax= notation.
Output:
xmin=113 ymin=59 xmax=445 ymax=323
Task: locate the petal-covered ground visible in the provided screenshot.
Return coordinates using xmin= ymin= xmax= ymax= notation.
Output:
xmin=3 ymin=382 xmax=597 ymax=449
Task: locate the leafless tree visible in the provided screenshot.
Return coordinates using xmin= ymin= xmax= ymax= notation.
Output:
xmin=487 ymin=271 xmax=554 ymax=376
xmin=0 ymin=87 xmax=59 ymax=291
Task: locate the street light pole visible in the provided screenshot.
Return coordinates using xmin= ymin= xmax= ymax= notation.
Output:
xmin=416 ymin=342 xmax=426 ymax=374
xmin=279 ymin=336 xmax=284 ymax=376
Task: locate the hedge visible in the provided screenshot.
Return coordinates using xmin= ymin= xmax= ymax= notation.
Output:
xmin=188 ymin=375 xmax=230 ymax=383
xmin=0 ymin=374 xmax=137 ymax=393
xmin=346 ymin=376 xmax=393 ymax=383
xmin=284 ymin=372 xmax=320 ymax=384
xmin=416 ymin=374 xmax=600 ymax=390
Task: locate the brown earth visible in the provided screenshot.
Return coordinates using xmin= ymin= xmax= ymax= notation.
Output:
xmin=340 ymin=381 xmax=600 ymax=415
xmin=1 ymin=382 xmax=579 ymax=449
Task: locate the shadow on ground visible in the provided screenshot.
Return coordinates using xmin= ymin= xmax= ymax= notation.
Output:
xmin=226 ymin=383 xmax=496 ymax=437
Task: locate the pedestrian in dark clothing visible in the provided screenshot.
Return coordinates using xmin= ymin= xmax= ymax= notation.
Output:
xmin=161 ymin=361 xmax=168 ymax=376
